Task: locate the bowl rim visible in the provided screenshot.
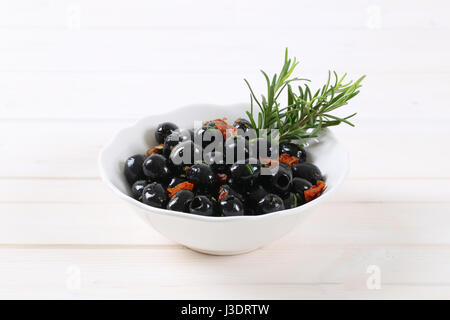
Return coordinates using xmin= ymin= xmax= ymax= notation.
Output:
xmin=98 ymin=103 xmax=349 ymax=223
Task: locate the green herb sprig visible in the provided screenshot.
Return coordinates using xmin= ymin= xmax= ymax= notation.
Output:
xmin=244 ymin=49 xmax=365 ymax=145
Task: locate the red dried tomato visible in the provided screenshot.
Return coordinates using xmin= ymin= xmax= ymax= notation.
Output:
xmin=304 ymin=180 xmax=326 ymax=202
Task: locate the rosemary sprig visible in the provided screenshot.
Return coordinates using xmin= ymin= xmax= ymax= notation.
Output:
xmin=244 ymin=49 xmax=365 ymax=145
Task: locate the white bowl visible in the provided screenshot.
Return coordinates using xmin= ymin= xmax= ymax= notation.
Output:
xmin=98 ymin=103 xmax=349 ymax=255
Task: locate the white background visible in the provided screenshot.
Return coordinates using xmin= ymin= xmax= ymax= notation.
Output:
xmin=1 ymin=0 xmax=450 ymax=299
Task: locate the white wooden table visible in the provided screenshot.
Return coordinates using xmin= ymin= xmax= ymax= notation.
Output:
xmin=1 ymin=0 xmax=450 ymax=299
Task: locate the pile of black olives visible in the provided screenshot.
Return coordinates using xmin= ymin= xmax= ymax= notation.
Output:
xmin=124 ymin=119 xmax=326 ymax=217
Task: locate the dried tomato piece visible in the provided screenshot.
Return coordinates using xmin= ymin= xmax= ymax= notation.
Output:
xmin=217 ymin=185 xmax=229 ymax=202
xmin=207 ymin=117 xmax=237 ymax=139
xmin=258 ymin=157 xmax=280 ymax=167
xmin=304 ymin=180 xmax=326 ymax=202
xmin=146 ymin=144 xmax=164 ymax=156
xmin=218 ymin=191 xmax=229 ymax=202
xmin=167 ymin=181 xmax=194 ymax=198
xmin=279 ymin=153 xmax=299 ymax=166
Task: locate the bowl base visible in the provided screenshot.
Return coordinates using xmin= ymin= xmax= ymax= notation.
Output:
xmin=186 ymin=246 xmax=261 ymax=256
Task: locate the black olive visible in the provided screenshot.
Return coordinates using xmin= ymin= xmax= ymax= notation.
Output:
xmin=130 ymin=180 xmax=149 ymax=200
xmin=229 ymin=158 xmax=261 ymax=187
xmin=282 ymin=192 xmax=299 ymax=209
xmin=248 ymin=137 xmax=274 ymax=159
xmin=233 ymin=118 xmax=252 ymax=134
xmin=291 ymin=177 xmax=313 ymax=193
xmin=142 ymin=183 xmax=167 ymax=208
xmin=244 ymin=184 xmax=268 ymax=209
xmin=162 ymin=129 xmax=194 ymax=157
xmin=169 ymin=140 xmax=202 ymax=174
xmin=220 ymin=195 xmax=244 ymax=216
xmin=219 ymin=184 xmax=245 ymax=203
xmin=194 ymin=126 xmax=223 ymax=149
xmin=292 ymin=163 xmax=323 ymax=185
xmin=224 ymin=135 xmax=249 ymax=164
xmin=155 ymin=122 xmax=178 ymax=144
xmin=188 ymin=195 xmax=215 ymax=216
xmin=262 ymin=162 xmax=293 ymax=196
xmin=187 ymin=163 xmax=216 ymax=192
xmin=166 ymin=189 xmax=194 ymax=212
xmin=203 ymin=151 xmax=227 ymax=173
xmin=227 ymin=176 xmax=246 ymax=195
xmin=291 ymin=177 xmax=313 ymax=205
xmin=255 ymin=193 xmax=285 ymax=215
xmin=279 ymin=143 xmax=307 ymax=162
xmin=124 ymin=154 xmax=146 ymax=186
xmin=244 ymin=207 xmax=256 ymax=216
xmin=162 ymin=133 xmax=181 ymax=158
xmin=142 ymin=154 xmax=172 ymax=183
xmin=167 ymin=177 xmax=186 ymax=189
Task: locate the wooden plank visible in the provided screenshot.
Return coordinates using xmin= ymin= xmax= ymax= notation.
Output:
xmin=0 ymin=119 xmax=448 ymax=178
xmin=333 ymin=120 xmax=450 ymax=179
xmin=0 ymin=202 xmax=173 ymax=245
xmin=0 ymin=28 xmax=449 ymax=74
xmin=0 ymin=202 xmax=449 ymax=245
xmin=0 ymin=72 xmax=448 ymax=121
xmin=332 ymin=178 xmax=450 ymax=203
xmin=0 ymin=0 xmax=448 ymax=301
xmin=1 ymin=245 xmax=450 ymax=299
xmin=0 ymin=0 xmax=449 ymax=29
xmin=0 ymin=120 xmax=133 ymax=178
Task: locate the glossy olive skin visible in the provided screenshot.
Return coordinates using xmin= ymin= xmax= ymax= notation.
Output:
xmin=245 ymin=184 xmax=268 ymax=208
xmin=142 ymin=183 xmax=167 ymax=208
xmin=188 ymin=195 xmax=215 ymax=216
xmin=233 ymin=118 xmax=252 ymax=134
xmin=162 ymin=132 xmax=182 ymax=158
xmin=167 ymin=177 xmax=186 ymax=189
xmin=249 ymin=137 xmax=274 ymax=159
xmin=186 ymin=163 xmax=216 ymax=192
xmin=169 ymin=140 xmax=202 ymax=174
xmin=226 ymin=176 xmax=246 ymax=195
xmin=130 ymin=180 xmax=149 ymax=200
xmin=124 ymin=154 xmax=146 ymax=185
xmin=126 ymin=118 xmax=327 ymax=216
xmin=162 ymin=129 xmax=194 ymax=157
xmin=229 ymin=158 xmax=261 ymax=187
xmin=292 ymin=162 xmax=323 ymax=185
xmin=142 ymin=154 xmax=172 ymax=183
xmin=224 ymin=135 xmax=249 ymax=164
xmin=219 ymin=184 xmax=245 ymax=203
xmin=166 ymin=190 xmax=194 ymax=212
xmin=194 ymin=126 xmax=223 ymax=149
xmin=262 ymin=163 xmax=293 ymax=196
xmin=255 ymin=193 xmax=285 ymax=215
xmin=291 ymin=177 xmax=313 ymax=193
xmin=203 ymin=151 xmax=227 ymax=173
xmin=279 ymin=143 xmax=307 ymax=162
xmin=282 ymin=192 xmax=298 ymax=209
xmin=155 ymin=122 xmax=178 ymax=144
xmin=220 ymin=195 xmax=244 ymax=216
xmin=291 ymin=177 xmax=313 ymax=205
